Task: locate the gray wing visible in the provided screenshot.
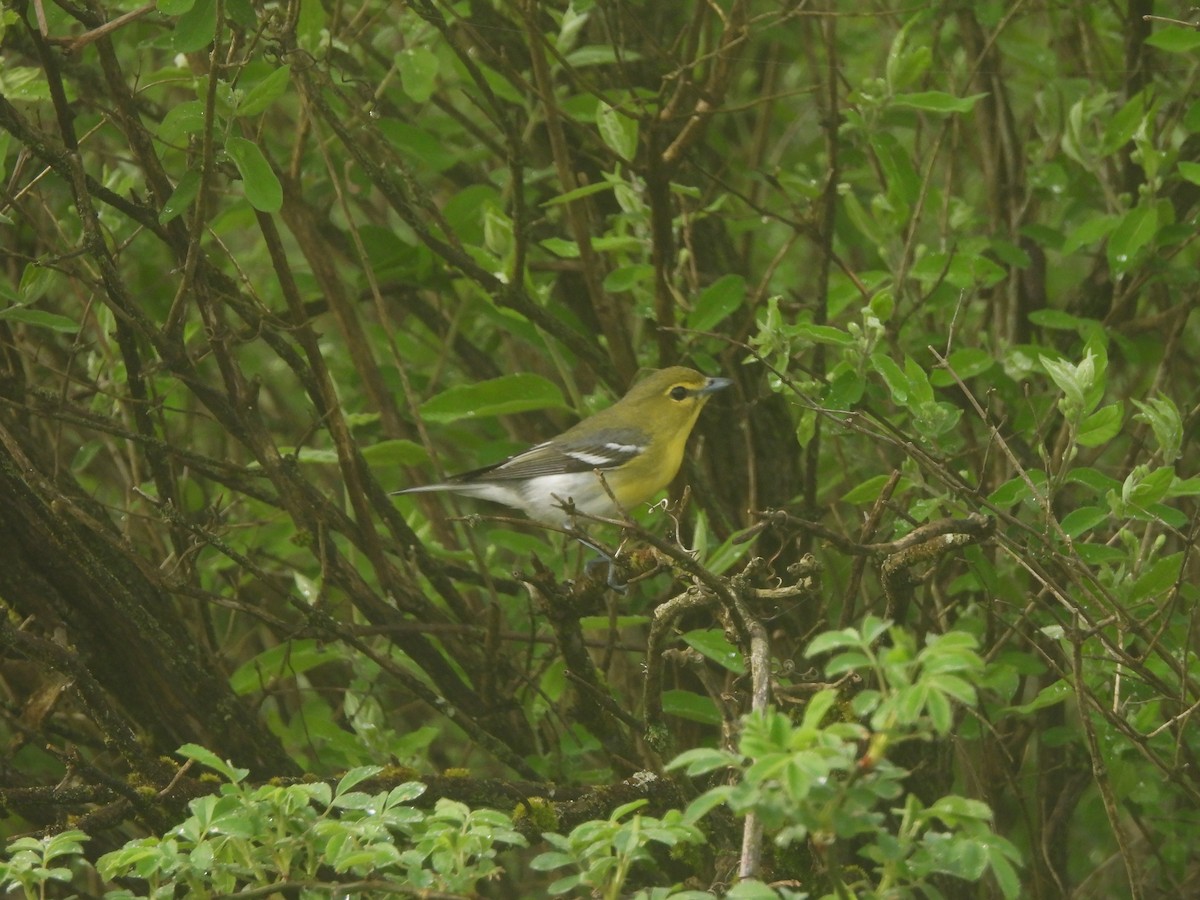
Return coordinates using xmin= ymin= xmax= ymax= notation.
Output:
xmin=454 ymin=427 xmax=649 ymax=483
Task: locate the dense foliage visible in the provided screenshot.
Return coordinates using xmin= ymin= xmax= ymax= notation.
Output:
xmin=2 ymin=0 xmax=1199 ymax=897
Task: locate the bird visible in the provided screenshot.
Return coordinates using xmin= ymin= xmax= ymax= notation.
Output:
xmin=395 ymin=366 xmax=733 ymax=526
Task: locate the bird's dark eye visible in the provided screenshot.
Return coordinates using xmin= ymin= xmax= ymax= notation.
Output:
xmin=669 ymin=385 xmax=689 ymax=401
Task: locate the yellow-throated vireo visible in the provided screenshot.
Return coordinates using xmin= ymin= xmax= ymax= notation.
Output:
xmin=396 ymin=367 xmax=732 ymax=525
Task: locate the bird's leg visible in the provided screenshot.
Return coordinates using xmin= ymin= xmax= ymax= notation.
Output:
xmin=571 ymin=531 xmax=628 ymax=592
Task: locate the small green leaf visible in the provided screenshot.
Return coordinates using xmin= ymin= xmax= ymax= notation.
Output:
xmin=176 ymin=743 xmax=249 ymax=783
xmin=1179 ymin=161 xmax=1200 ymax=185
xmin=225 ymin=136 xmax=283 ymax=212
xmin=0 ymin=306 xmax=79 ymax=332
xmin=542 ymin=180 xmax=615 ymax=208
xmin=173 ymin=0 xmax=216 ymax=53
xmin=159 ymin=169 xmax=201 ymax=224
xmin=361 ymin=439 xmax=429 ymax=466
xmin=1059 ymin=506 xmax=1109 ymax=537
xmin=871 ymin=131 xmax=920 ymax=207
xmin=229 ymin=639 xmax=339 ymax=694
xmin=929 ymin=347 xmax=994 ymax=387
xmin=1007 ymin=680 xmax=1070 ymax=715
xmin=987 ymin=472 xmax=1040 ymax=507
xmin=1107 ymin=204 xmax=1158 ymax=275
xmin=871 ymin=353 xmax=910 ymax=403
xmin=842 ymin=474 xmax=910 ymax=504
xmin=1128 ymin=552 xmax=1183 ymax=603
xmin=661 ymin=690 xmax=721 ymax=725
xmin=1132 ymin=394 xmax=1182 ymax=463
xmin=725 ymin=879 xmax=788 ymax=899
xmin=603 ymin=264 xmax=653 ymax=292
xmin=420 ymin=373 xmax=566 ymax=423
xmin=236 ymin=65 xmax=291 ymax=117
xmin=1076 ymin=402 xmax=1123 ymax=447
xmin=1145 ymin=27 xmax=1200 ymax=53
xmin=158 ymin=100 xmax=207 ymax=144
xmin=891 ymin=91 xmax=988 ymax=114
xmin=1122 ymin=465 xmax=1175 ymax=509
xmin=688 ymin=274 xmax=745 ymax=332
xmin=596 ymin=101 xmax=638 ymax=160
xmin=158 ymin=0 xmax=195 ymax=12
xmin=1062 ymin=214 xmax=1118 ymax=254
xmin=794 ymin=323 xmax=855 ymax=346
xmin=682 ymin=629 xmax=745 ymax=674
xmin=334 ymin=765 xmax=385 ymax=796
xmin=397 ymin=47 xmax=439 ymax=104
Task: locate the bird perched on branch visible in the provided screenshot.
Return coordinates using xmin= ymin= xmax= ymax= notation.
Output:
xmin=395 ymin=366 xmax=732 ymax=526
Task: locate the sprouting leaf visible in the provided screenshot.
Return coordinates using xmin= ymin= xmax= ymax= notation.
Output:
xmin=1132 ymin=394 xmax=1182 ymax=463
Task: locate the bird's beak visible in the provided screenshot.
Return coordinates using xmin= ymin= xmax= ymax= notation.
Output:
xmin=699 ymin=376 xmax=734 ymax=395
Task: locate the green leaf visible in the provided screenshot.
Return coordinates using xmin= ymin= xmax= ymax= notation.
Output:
xmin=173 ymin=0 xmax=216 ymax=53
xmin=890 ymin=91 xmax=988 ymax=113
xmin=0 ymin=306 xmax=79 ymax=332
xmin=1132 ymin=394 xmax=1182 ymax=463
xmin=176 ymin=743 xmax=249 ymax=783
xmin=1107 ymin=204 xmax=1158 ymax=275
xmin=225 ymin=137 xmax=283 ymax=212
xmin=159 ymin=169 xmax=201 ymax=225
xmin=1099 ymin=92 xmax=1146 ymax=155
xmin=871 ymin=132 xmax=920 ymax=207
xmin=530 ymin=852 xmax=576 ymax=875
xmin=1128 ymin=552 xmax=1183 ymax=603
xmin=988 ymin=470 xmax=1046 ymax=507
xmin=543 ymin=180 xmax=615 ymax=208
xmin=794 ymin=323 xmax=855 ymax=346
xmin=361 ymin=439 xmax=429 ymax=466
xmin=1122 ymin=465 xmax=1175 ymax=509
xmin=236 ymin=65 xmax=291 ymax=117
xmin=871 ymin=352 xmax=910 ymax=402
xmin=1007 ymin=680 xmax=1070 ymax=715
xmin=1059 ymin=506 xmax=1109 ymax=537
xmin=334 ymin=765 xmax=385 ymax=796
xmin=1178 ymin=161 xmax=1200 ymax=185
xmin=603 ymin=264 xmax=654 ymax=292
xmin=1145 ymin=27 xmax=1200 ymax=53
xmin=807 ymin=627 xmax=866 ymax=656
xmin=158 ymin=0 xmax=195 ymax=12
xmin=1062 ymin=214 xmax=1118 ymax=254
xmin=929 ymin=347 xmax=994 ymax=386
xmin=725 ymin=879 xmax=788 ymax=899
xmin=158 ymin=100 xmax=207 ymax=144
xmin=667 ymin=748 xmax=737 ymax=777
xmin=1076 ymin=402 xmax=1123 ymax=447
xmin=688 ymin=274 xmax=745 ymax=332
xmin=842 ymin=474 xmax=910 ymax=504
xmin=419 ymin=373 xmax=566 ymax=423
xmin=397 ymin=47 xmax=439 ymax=104
xmin=229 ymin=639 xmax=339 ymax=694
xmin=661 ymin=690 xmax=721 ymax=725
xmin=682 ymin=629 xmax=745 ymax=674
xmin=596 ymin=101 xmax=638 ymax=160
xmin=825 ymin=650 xmax=872 ymax=676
